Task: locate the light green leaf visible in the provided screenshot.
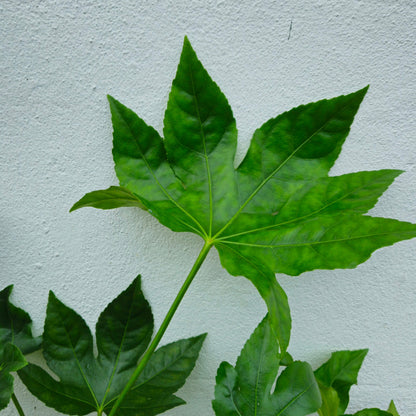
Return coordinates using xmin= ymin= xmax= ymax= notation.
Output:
xmin=317 ymin=384 xmax=340 ymax=416
xmin=73 ymin=37 xmax=416 ymax=354
xmin=387 ymin=400 xmax=399 ymax=416
xmin=19 ymin=276 xmax=205 ymax=415
xmin=70 ymin=186 xmax=146 ymax=212
xmin=315 ymin=349 xmax=368 ymax=414
xmin=212 ymin=317 xmax=321 ymax=416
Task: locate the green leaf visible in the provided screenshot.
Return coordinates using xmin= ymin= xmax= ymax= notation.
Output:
xmin=19 ymin=276 xmax=205 ymax=415
xmin=212 ymin=317 xmax=321 ymax=416
xmin=0 ymin=285 xmax=41 ymax=354
xmin=0 ymin=285 xmax=40 ymax=410
xmin=104 ymin=334 xmax=207 ymax=414
xmin=317 ymin=383 xmax=340 ymax=416
xmin=70 ymin=186 xmax=146 ymax=212
xmin=344 ymin=410 xmax=392 ymax=416
xmin=0 ymin=343 xmax=27 ymax=410
xmin=1 ymin=343 xmax=27 ymax=373
xmin=387 ymin=400 xmax=399 ymax=416
xmin=73 ymin=37 xmax=416 ymax=353
xmin=315 ymin=349 xmax=368 ymax=414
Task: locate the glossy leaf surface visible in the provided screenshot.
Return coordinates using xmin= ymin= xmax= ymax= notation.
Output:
xmin=72 ymin=37 xmax=416 ymax=353
xmin=212 ymin=317 xmax=321 ymax=416
xmin=0 ymin=285 xmax=40 ymax=410
xmin=19 ymin=276 xmax=205 ymax=415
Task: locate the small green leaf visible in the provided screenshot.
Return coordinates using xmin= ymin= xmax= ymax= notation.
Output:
xmin=74 ymin=37 xmax=416 ymax=355
xmin=315 ymin=349 xmax=368 ymax=414
xmin=212 ymin=317 xmax=321 ymax=416
xmin=387 ymin=400 xmax=399 ymax=416
xmin=70 ymin=186 xmax=146 ymax=212
xmin=19 ymin=276 xmax=205 ymax=415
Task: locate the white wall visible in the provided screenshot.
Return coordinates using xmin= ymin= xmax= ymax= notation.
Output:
xmin=1 ymin=1 xmax=415 ymax=415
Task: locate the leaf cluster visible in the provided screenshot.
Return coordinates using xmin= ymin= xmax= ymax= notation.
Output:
xmin=17 ymin=277 xmax=205 ymax=415
xmin=72 ymin=37 xmax=416 ymax=356
xmin=0 ymin=286 xmax=41 ymax=411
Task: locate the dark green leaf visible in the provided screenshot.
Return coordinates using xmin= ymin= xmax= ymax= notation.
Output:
xmin=74 ymin=37 xmax=416 ymax=353
xmin=70 ymin=186 xmax=146 ymax=212
xmin=19 ymin=276 xmax=205 ymax=415
xmin=0 ymin=371 xmax=13 ymax=411
xmin=212 ymin=317 xmax=321 ymax=416
xmin=104 ymin=334 xmax=206 ymax=414
xmin=109 ymin=394 xmax=185 ymax=416
xmin=1 ymin=343 xmax=27 ymax=373
xmin=0 ymin=285 xmax=41 ymax=354
xmin=315 ymin=349 xmax=368 ymax=414
xmin=18 ymin=363 xmax=95 ymax=415
xmin=0 ymin=285 xmax=40 ymax=410
xmin=0 ymin=343 xmax=27 ymax=410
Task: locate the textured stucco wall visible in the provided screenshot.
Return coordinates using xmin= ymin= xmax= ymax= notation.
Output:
xmin=1 ymin=1 xmax=415 ymax=415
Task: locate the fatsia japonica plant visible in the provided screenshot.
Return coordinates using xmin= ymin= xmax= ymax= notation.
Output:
xmin=2 ymin=37 xmax=414 ymax=415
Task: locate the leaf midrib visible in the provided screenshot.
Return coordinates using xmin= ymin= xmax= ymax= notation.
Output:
xmin=100 ymin=286 xmax=138 ymax=408
xmin=220 ymin=230 xmax=413 ymax=249
xmin=326 ymin=351 xmax=367 ymax=387
xmin=104 ymin=339 xmax=198 ymax=408
xmin=276 ymin=383 xmax=313 ymax=415
xmin=217 ymin=171 xmax=395 ymax=242
xmin=57 ymin=312 xmax=99 ymax=409
xmin=114 ymin=103 xmax=207 ymax=238
xmin=213 ymin=96 xmax=358 ymax=241
xmin=188 ymin=63 xmax=214 ymax=236
xmin=24 ymin=369 xmax=96 ymax=409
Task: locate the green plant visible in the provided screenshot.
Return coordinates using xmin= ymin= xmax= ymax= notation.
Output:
xmin=71 ymin=36 xmax=416 ymax=414
xmin=2 ymin=37 xmax=414 ymax=415
xmin=314 ymin=349 xmax=399 ymax=416
xmin=213 ymin=318 xmax=400 ymax=416
xmin=213 ymin=317 xmax=322 ymax=416
xmin=0 ymin=286 xmax=41 ymax=414
xmin=18 ymin=277 xmax=205 ymax=416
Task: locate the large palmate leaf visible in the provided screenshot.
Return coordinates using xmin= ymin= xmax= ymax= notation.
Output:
xmin=0 ymin=285 xmax=41 ymax=410
xmin=315 ymin=350 xmax=395 ymax=416
xmin=18 ymin=276 xmax=205 ymax=415
xmin=72 ymin=37 xmax=416 ymax=353
xmin=212 ymin=316 xmax=321 ymax=416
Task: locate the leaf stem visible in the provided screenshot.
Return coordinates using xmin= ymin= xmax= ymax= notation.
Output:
xmin=107 ymin=240 xmax=213 ymax=416
xmin=11 ymin=394 xmax=25 ymax=416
